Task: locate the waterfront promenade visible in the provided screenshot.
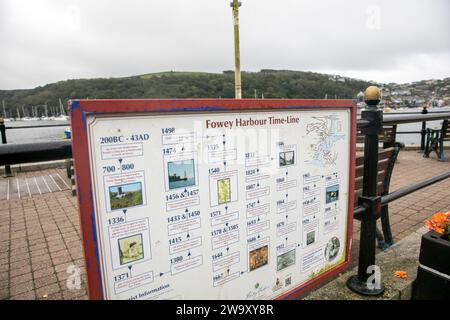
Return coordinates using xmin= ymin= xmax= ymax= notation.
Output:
xmin=0 ymin=151 xmax=449 ymax=300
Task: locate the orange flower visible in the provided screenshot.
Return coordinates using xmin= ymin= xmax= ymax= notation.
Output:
xmin=425 ymin=211 xmax=450 ymax=235
xmin=394 ymin=271 xmax=407 ymax=279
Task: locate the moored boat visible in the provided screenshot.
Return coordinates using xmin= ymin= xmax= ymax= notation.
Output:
xmin=64 ymin=127 xmax=71 ymax=139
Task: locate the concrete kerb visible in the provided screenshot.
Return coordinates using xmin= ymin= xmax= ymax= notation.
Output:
xmin=303 ymin=226 xmax=428 ymax=300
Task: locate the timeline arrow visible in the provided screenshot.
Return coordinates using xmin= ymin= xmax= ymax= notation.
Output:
xmin=285 ymin=191 xmax=289 ymax=220
xmin=128 ymin=265 xmax=132 ymax=277
xmin=118 ymin=159 xmax=123 ymax=172
xmin=158 ymin=270 xmax=171 ymax=277
xmin=222 ymin=134 xmax=228 ymax=171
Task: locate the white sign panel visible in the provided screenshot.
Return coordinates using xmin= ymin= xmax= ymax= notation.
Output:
xmin=86 ymin=109 xmax=352 ymax=300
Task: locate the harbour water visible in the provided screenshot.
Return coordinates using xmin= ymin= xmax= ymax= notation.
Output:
xmin=4 ymin=120 xmax=69 ymax=144
xmin=169 ymin=178 xmax=196 ymax=190
xmin=3 ymin=107 xmax=450 ymax=146
xmin=375 ymin=107 xmax=450 ymax=146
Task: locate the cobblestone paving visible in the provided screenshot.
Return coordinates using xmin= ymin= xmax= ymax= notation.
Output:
xmin=0 ymin=152 xmax=449 ymax=300
xmin=352 ymin=151 xmax=450 ymax=245
xmin=0 ymin=168 xmax=87 ymax=300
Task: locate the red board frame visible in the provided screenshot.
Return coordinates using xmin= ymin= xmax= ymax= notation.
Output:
xmin=69 ymin=98 xmax=357 ymax=300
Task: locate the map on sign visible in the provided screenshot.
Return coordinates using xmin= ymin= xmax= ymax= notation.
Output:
xmin=76 ymin=104 xmax=354 ymax=300
xmin=306 ymin=115 xmax=345 ymax=167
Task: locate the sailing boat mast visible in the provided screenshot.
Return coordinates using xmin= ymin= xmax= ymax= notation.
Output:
xmin=2 ymin=100 xmax=6 ymax=118
xmin=59 ymin=98 xmax=65 ymax=115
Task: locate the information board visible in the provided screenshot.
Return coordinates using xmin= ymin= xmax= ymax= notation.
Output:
xmin=70 ymin=99 xmax=356 ymax=300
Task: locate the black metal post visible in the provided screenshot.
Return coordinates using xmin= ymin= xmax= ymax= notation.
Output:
xmin=419 ymin=106 xmax=428 ymax=152
xmin=0 ymin=118 xmax=13 ymax=177
xmin=347 ymin=88 xmax=385 ymax=296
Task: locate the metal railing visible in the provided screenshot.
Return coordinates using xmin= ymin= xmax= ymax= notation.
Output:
xmin=0 ymin=141 xmax=72 ymax=166
xmin=0 ymin=120 xmax=68 ymax=176
xmin=1 ymin=106 xmax=450 ymax=297
xmin=358 ymin=106 xmax=450 ymax=150
xmin=4 ymin=123 xmax=68 ymax=129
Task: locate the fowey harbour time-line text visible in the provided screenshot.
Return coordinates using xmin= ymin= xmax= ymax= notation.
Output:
xmin=206 ymin=115 xmax=300 ymax=129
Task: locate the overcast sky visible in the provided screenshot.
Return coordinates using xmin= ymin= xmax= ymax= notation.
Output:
xmin=0 ymin=0 xmax=449 ymax=90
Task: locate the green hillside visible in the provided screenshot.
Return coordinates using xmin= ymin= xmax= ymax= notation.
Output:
xmin=0 ymin=70 xmax=373 ymax=116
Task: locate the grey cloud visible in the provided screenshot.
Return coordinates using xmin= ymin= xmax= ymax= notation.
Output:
xmin=0 ymin=0 xmax=449 ymax=89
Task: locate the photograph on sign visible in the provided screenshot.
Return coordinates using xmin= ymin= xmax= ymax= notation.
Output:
xmin=118 ymin=234 xmax=144 ymax=265
xmin=279 ymin=151 xmax=295 ymax=167
xmin=109 ymin=182 xmax=143 ymax=211
xmin=324 ymin=236 xmax=341 ymax=262
xmin=103 ymin=171 xmax=147 ymax=212
xmin=209 ymin=171 xmax=239 ymax=207
xmin=326 ymin=185 xmax=339 ymax=204
xmin=163 ymin=152 xmax=199 ymax=192
xmin=277 ymin=249 xmax=296 ymax=271
xmin=307 ymin=231 xmax=316 ymax=246
xmin=249 ymin=245 xmax=269 ymax=272
xmin=217 ymin=178 xmax=231 ymax=204
xmin=168 ymin=159 xmax=196 ymax=190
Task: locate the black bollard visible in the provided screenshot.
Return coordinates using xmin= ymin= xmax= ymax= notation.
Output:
xmin=419 ymin=105 xmax=428 ymax=152
xmin=347 ymin=86 xmax=385 ymax=296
